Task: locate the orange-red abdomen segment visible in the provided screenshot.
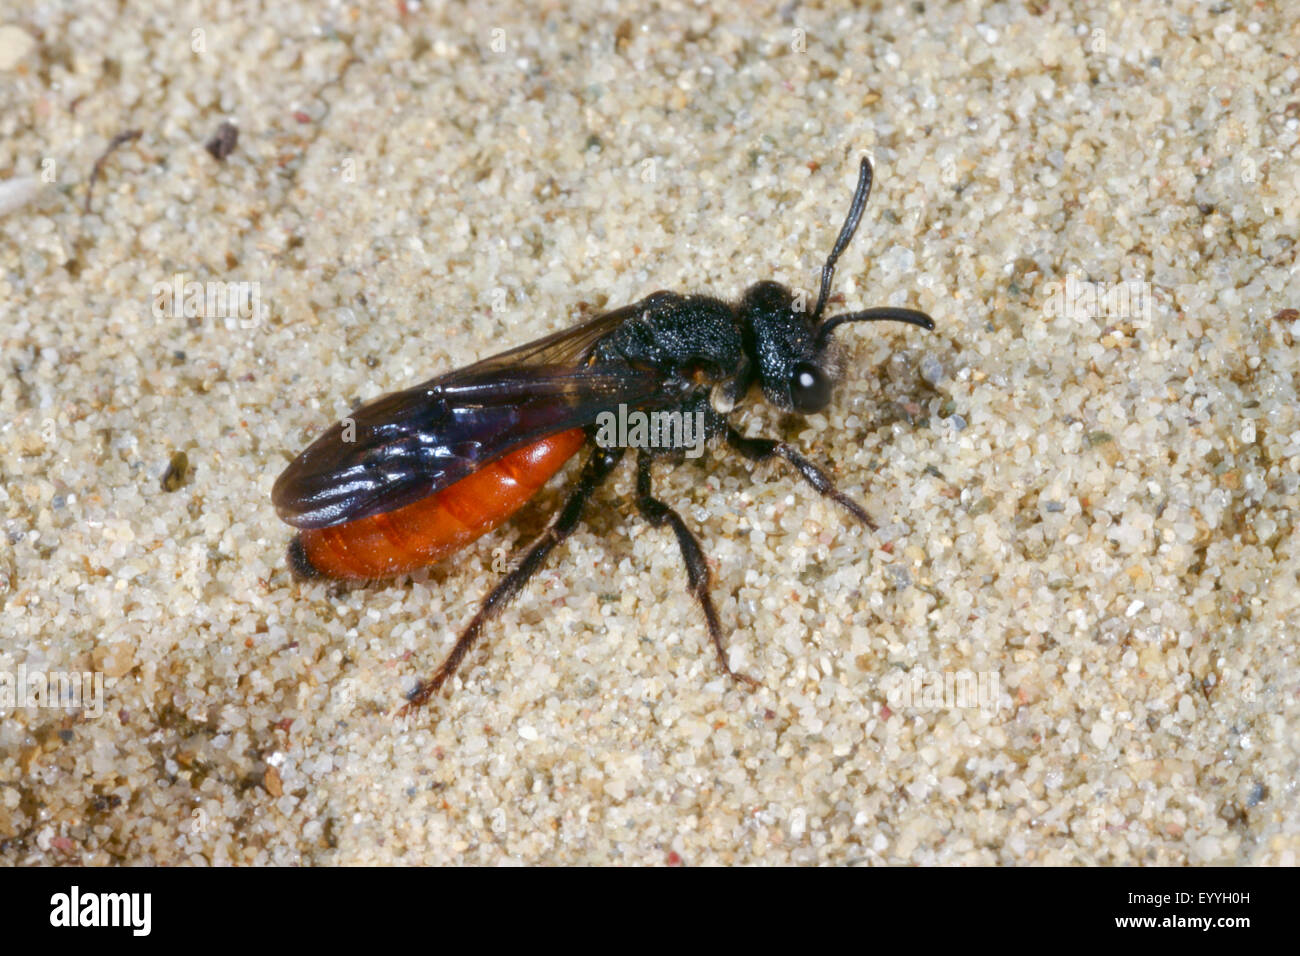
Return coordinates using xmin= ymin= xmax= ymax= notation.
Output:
xmin=293 ymin=428 xmax=587 ymax=580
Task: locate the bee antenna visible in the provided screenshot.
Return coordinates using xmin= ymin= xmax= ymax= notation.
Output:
xmin=815 ymin=307 xmax=934 ymax=353
xmin=811 ymin=156 xmax=874 ymax=324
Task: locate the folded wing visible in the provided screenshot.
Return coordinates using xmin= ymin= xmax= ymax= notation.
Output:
xmin=272 ymin=305 xmax=669 ymax=529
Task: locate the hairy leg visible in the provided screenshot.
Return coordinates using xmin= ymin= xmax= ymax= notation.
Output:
xmin=634 ymin=451 xmax=758 ymax=688
xmin=400 ymin=446 xmax=624 ymax=714
xmin=724 ymin=426 xmax=878 ymax=530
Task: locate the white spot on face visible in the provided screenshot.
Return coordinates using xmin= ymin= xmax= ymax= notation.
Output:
xmin=710 ymin=383 xmax=735 ymax=415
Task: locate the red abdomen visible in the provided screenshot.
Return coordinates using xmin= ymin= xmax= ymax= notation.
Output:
xmin=292 ymin=429 xmax=587 ymax=580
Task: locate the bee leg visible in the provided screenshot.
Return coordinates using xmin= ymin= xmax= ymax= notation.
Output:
xmin=634 ymin=451 xmax=759 ymax=690
xmin=399 ymin=445 xmax=623 ymax=715
xmin=724 ymin=427 xmax=877 ymax=531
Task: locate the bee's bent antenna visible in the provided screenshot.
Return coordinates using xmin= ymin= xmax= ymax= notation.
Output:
xmin=815 ymin=306 xmax=934 ymax=352
xmin=811 ymin=157 xmax=875 ymax=324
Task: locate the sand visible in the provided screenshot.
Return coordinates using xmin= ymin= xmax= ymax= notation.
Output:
xmin=1 ymin=0 xmax=1296 ymax=865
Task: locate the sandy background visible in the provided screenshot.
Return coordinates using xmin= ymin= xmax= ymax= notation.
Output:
xmin=1 ymin=0 xmax=1297 ymax=865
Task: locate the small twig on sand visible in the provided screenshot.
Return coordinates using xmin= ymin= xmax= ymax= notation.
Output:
xmin=85 ymin=129 xmax=142 ymax=213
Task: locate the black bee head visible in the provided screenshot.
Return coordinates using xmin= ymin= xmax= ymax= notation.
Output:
xmin=740 ymin=280 xmax=833 ymax=414
xmin=740 ymin=158 xmax=934 ymax=415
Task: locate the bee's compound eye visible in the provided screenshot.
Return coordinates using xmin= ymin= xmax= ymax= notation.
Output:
xmin=789 ymin=362 xmax=831 ymax=413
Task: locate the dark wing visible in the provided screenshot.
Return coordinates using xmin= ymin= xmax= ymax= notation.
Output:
xmin=443 ymin=300 xmax=644 ymax=379
xmin=272 ymin=305 xmax=668 ymax=529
